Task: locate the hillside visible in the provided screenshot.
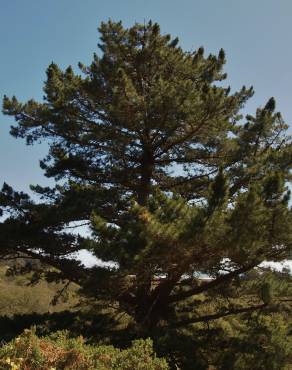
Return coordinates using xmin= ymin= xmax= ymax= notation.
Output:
xmin=0 ymin=259 xmax=79 ymax=316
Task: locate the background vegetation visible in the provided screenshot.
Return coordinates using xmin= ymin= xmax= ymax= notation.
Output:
xmin=0 ymin=259 xmax=290 ymax=369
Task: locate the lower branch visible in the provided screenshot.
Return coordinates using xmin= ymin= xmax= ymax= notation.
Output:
xmin=172 ymin=303 xmax=267 ymax=328
xmin=169 ymin=262 xmax=259 ymax=303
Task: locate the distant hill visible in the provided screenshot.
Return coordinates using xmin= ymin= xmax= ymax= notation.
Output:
xmin=0 ymin=259 xmax=79 ymax=316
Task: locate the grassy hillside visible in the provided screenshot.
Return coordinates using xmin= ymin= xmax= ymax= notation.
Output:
xmin=0 ymin=260 xmax=79 ymax=316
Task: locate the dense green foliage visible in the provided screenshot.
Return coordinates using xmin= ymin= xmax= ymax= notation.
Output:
xmin=1 ymin=20 xmax=292 ymax=368
xmin=0 ymin=329 xmax=168 ymax=370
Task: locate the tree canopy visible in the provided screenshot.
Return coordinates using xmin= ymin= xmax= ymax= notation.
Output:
xmin=1 ymin=20 xmax=292 ymax=336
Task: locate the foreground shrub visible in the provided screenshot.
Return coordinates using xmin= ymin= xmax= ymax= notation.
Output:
xmin=0 ymin=329 xmax=168 ymax=370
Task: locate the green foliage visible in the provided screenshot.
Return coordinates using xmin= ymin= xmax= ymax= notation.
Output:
xmin=219 ymin=313 xmax=292 ymax=370
xmin=153 ymin=311 xmax=292 ymax=369
xmin=0 ymin=329 xmax=168 ymax=370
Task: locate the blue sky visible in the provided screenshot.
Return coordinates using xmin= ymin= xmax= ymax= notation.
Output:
xmin=1 ymin=1 xmax=291 ymax=269
xmin=1 ymin=0 xmax=292 ymax=192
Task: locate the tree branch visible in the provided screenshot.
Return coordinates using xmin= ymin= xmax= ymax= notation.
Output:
xmin=172 ymin=303 xmax=267 ymax=328
xmin=168 ymin=262 xmax=259 ymax=303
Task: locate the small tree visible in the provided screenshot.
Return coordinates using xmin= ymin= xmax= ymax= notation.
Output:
xmin=1 ymin=21 xmax=291 ymax=332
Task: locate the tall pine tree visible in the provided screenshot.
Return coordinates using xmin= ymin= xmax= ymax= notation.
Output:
xmin=1 ymin=20 xmax=291 ymax=331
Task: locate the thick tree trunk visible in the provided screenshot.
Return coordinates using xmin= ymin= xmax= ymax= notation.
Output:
xmin=137 ymin=147 xmax=154 ymax=206
xmin=133 ymin=278 xmax=179 ymax=332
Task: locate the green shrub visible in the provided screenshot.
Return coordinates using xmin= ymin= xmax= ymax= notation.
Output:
xmin=0 ymin=328 xmax=168 ymax=370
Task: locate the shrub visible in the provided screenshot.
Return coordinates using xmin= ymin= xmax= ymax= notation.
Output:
xmin=0 ymin=328 xmax=168 ymax=370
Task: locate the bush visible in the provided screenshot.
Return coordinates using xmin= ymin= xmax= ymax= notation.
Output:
xmin=0 ymin=329 xmax=168 ymax=370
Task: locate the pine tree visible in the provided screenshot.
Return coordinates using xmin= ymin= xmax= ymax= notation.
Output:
xmin=1 ymin=20 xmax=291 ymax=332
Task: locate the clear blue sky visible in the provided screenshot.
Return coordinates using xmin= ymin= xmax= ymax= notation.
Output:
xmin=1 ymin=0 xmax=292 ymax=193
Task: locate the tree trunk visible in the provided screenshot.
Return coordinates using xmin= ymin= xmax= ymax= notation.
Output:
xmin=137 ymin=147 xmax=154 ymax=206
